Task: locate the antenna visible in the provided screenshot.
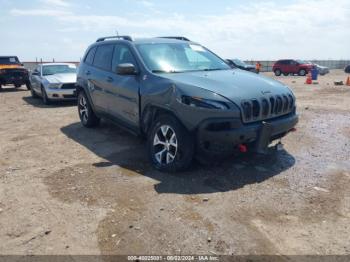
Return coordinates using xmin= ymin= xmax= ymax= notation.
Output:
xmin=115 ymin=30 xmax=119 ymax=36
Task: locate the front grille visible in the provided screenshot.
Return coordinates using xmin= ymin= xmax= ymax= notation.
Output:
xmin=2 ymin=69 xmax=27 ymax=76
xmin=61 ymin=83 xmax=76 ymax=89
xmin=241 ymin=93 xmax=294 ymax=123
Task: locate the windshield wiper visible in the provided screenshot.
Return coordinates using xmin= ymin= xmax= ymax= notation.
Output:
xmin=203 ymin=68 xmax=227 ymax=71
xmin=152 ymin=70 xmax=181 ymax=73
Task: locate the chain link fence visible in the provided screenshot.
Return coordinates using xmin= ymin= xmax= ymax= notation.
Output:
xmin=22 ymin=60 xmax=350 ymax=73
xmin=243 ymin=60 xmax=350 ymax=72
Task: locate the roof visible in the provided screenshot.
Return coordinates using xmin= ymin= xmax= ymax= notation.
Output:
xmin=133 ymin=37 xmax=194 ymax=44
xmin=40 ymin=63 xmax=77 ymax=66
xmin=94 ymin=37 xmax=195 ymax=45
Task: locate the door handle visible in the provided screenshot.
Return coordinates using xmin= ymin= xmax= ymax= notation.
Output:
xmin=106 ymin=77 xmax=113 ymax=83
xmin=85 ymin=70 xmax=91 ymax=76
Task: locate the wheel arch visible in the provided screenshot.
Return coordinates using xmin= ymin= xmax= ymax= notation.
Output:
xmin=141 ymin=104 xmax=188 ymax=137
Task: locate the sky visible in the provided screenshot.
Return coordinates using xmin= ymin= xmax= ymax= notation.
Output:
xmin=0 ymin=0 xmax=349 ymax=61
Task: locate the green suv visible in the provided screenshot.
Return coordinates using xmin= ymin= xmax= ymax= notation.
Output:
xmin=76 ymin=36 xmax=298 ymax=172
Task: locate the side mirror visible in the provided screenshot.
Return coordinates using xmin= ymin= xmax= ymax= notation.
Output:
xmin=32 ymin=70 xmax=39 ymax=76
xmin=116 ymin=63 xmax=137 ymax=75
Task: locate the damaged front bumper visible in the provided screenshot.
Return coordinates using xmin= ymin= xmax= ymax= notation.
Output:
xmin=197 ymin=113 xmax=298 ymax=155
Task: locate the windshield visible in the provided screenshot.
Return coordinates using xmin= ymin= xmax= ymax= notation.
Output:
xmin=42 ymin=65 xmax=76 ymax=76
xmin=136 ymin=43 xmax=230 ymax=73
xmin=232 ymin=59 xmax=246 ymax=67
xmin=0 ymin=57 xmax=20 ymax=64
xmin=296 ymin=60 xmax=307 ymax=64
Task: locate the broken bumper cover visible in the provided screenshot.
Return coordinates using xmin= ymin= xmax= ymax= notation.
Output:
xmin=197 ymin=113 xmax=298 ymax=154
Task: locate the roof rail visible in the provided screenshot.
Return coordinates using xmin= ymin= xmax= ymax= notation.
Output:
xmin=96 ymin=35 xmax=133 ymax=42
xmin=158 ymin=36 xmax=190 ymax=41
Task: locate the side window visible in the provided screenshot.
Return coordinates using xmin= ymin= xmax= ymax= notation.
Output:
xmin=84 ymin=47 xmax=96 ymax=65
xmin=112 ymin=45 xmax=137 ymax=72
xmin=93 ymin=45 xmax=114 ymax=71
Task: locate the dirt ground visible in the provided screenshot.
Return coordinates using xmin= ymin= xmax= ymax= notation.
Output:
xmin=0 ymin=70 xmax=349 ymax=256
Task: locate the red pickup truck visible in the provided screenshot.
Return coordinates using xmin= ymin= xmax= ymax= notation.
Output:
xmin=272 ymin=59 xmax=314 ymax=76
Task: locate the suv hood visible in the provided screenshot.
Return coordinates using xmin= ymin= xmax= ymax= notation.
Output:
xmin=44 ymin=73 xmax=76 ymax=84
xmin=162 ymin=69 xmax=292 ymax=105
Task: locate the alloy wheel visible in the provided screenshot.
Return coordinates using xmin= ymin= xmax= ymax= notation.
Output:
xmin=79 ymin=95 xmax=89 ymax=123
xmin=153 ymin=125 xmax=178 ymax=165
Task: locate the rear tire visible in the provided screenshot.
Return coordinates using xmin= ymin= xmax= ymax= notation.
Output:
xmin=78 ymin=91 xmax=100 ymax=127
xmin=298 ymin=69 xmax=306 ymax=76
xmin=147 ymin=115 xmax=194 ymax=172
xmin=274 ymin=69 xmax=281 ymax=76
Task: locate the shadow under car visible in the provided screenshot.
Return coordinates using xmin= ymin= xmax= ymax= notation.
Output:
xmin=61 ymin=121 xmax=296 ymax=195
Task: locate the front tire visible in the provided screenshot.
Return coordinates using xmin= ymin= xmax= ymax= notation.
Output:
xmin=274 ymin=69 xmax=281 ymax=76
xmin=147 ymin=115 xmax=194 ymax=172
xmin=78 ymin=91 xmax=100 ymax=127
xmin=31 ymin=87 xmax=39 ymax=98
xmin=41 ymin=86 xmax=50 ymax=105
xmin=26 ymin=81 xmax=31 ymax=90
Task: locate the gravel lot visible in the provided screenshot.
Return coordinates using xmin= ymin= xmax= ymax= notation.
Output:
xmin=0 ymin=70 xmax=349 ymax=255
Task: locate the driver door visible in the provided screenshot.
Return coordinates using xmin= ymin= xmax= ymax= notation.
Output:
xmin=105 ymin=44 xmax=140 ymax=129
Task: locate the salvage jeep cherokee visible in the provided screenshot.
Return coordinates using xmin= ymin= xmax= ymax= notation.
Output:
xmin=76 ymin=36 xmax=298 ymax=172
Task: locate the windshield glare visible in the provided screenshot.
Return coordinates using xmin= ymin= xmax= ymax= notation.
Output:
xmin=42 ymin=65 xmax=76 ymax=76
xmin=136 ymin=43 xmax=230 ymax=73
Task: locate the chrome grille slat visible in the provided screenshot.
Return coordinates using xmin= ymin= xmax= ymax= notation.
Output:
xmin=241 ymin=93 xmax=294 ymax=123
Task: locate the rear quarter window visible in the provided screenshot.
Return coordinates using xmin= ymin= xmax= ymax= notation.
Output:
xmin=84 ymin=47 xmax=96 ymax=65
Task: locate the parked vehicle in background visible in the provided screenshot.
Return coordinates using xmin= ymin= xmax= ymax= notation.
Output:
xmin=30 ymin=63 xmax=77 ymax=104
xmin=76 ymin=35 xmax=298 ymax=172
xmin=272 ymin=59 xmax=314 ymax=76
xmin=0 ymin=56 xmax=30 ymax=91
xmin=226 ymin=59 xmax=256 ymax=73
xmin=313 ymin=63 xmax=329 ymax=75
xmin=345 ymin=65 xmax=350 ymax=73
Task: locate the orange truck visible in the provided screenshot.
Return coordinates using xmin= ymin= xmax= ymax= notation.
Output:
xmin=0 ymin=56 xmax=30 ymax=91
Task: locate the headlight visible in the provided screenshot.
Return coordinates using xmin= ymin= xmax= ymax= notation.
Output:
xmin=181 ymin=96 xmax=229 ymax=110
xmin=48 ymin=83 xmax=61 ymax=89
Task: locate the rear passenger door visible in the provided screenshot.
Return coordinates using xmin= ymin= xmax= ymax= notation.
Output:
xmin=88 ymin=44 xmax=114 ymax=112
xmin=105 ymin=44 xmax=140 ymax=128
